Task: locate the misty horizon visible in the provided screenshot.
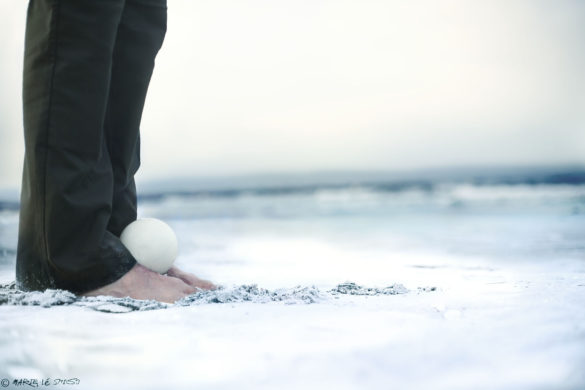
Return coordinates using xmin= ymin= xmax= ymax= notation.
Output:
xmin=1 ymin=1 xmax=584 ymax=188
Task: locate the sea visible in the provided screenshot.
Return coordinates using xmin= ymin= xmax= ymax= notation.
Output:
xmin=0 ymin=166 xmax=584 ymax=390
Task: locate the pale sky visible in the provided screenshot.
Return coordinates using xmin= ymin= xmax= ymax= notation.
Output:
xmin=1 ymin=0 xmax=584 ymax=189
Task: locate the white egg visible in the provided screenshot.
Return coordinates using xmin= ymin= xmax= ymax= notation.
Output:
xmin=119 ymin=218 xmax=178 ymax=274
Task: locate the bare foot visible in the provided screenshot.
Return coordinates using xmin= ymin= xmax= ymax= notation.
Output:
xmin=166 ymin=265 xmax=217 ymax=291
xmin=80 ymin=263 xmax=197 ymax=304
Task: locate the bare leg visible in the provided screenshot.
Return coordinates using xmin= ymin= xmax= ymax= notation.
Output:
xmin=80 ymin=263 xmax=196 ymax=304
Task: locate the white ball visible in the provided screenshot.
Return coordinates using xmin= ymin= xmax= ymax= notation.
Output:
xmin=120 ymin=218 xmax=178 ymax=274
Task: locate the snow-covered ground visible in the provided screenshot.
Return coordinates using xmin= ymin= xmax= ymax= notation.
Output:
xmin=1 ymin=181 xmax=584 ymax=389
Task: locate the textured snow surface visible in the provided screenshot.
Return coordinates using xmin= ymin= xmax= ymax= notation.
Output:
xmin=1 ymin=181 xmax=584 ymax=389
xmin=0 ymin=281 xmax=420 ymax=312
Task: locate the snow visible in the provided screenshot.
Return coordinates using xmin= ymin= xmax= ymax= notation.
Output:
xmin=1 ymin=182 xmax=584 ymax=389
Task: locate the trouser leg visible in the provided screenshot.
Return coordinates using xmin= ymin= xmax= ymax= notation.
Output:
xmin=106 ymin=0 xmax=167 ymax=237
xmin=16 ymin=0 xmax=137 ymax=294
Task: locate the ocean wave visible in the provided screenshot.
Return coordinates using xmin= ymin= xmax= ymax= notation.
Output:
xmin=2 ymin=169 xmax=584 ymax=212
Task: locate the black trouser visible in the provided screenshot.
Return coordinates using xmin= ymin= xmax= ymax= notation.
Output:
xmin=16 ymin=0 xmax=167 ymax=294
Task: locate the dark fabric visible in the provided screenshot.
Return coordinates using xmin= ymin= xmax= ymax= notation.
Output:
xmin=16 ymin=0 xmax=167 ymax=294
